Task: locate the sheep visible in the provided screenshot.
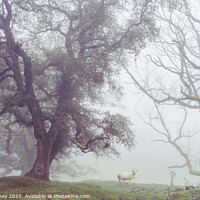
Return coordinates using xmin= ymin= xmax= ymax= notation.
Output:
xmin=117 ymin=170 xmax=137 ymax=185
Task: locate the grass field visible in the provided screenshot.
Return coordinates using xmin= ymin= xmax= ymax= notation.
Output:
xmin=0 ymin=176 xmax=200 ymax=200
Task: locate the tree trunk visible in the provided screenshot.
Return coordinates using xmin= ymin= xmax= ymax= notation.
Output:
xmin=25 ymin=138 xmax=51 ymax=181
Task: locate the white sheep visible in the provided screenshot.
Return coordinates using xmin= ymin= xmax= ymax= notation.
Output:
xmin=117 ymin=170 xmax=137 ymax=185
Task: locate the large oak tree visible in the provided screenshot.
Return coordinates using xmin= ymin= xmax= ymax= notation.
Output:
xmin=0 ymin=0 xmax=157 ymax=180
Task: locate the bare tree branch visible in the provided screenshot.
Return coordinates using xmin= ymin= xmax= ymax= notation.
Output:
xmin=168 ymin=163 xmax=187 ymax=169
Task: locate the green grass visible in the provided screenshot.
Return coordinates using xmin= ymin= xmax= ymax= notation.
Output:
xmin=77 ymin=180 xmax=169 ymax=192
xmin=0 ymin=176 xmax=200 ymax=200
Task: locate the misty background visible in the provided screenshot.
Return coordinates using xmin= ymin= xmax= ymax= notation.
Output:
xmin=53 ymin=70 xmax=200 ymax=186
xmin=1 ymin=0 xmax=200 ymax=188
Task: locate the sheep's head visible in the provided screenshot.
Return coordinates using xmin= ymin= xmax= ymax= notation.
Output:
xmin=132 ymin=170 xmax=137 ymax=175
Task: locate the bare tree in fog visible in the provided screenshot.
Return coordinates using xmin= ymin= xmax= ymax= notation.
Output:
xmin=50 ymin=159 xmax=98 ymax=182
xmin=0 ymin=0 xmax=158 ymax=180
xmin=138 ymin=102 xmax=200 ymax=176
xmin=123 ymin=0 xmax=200 ymax=176
xmin=0 ymin=120 xmax=36 ymax=176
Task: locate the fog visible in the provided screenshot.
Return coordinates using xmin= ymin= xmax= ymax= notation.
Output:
xmin=57 ymin=72 xmax=200 ymax=186
xmin=1 ymin=0 xmax=200 ymax=188
xmin=6 ymin=70 xmax=200 ymax=186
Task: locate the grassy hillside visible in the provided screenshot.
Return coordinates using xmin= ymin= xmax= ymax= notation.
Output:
xmin=77 ymin=180 xmax=169 ymax=192
xmin=0 ymin=176 xmax=200 ymax=200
